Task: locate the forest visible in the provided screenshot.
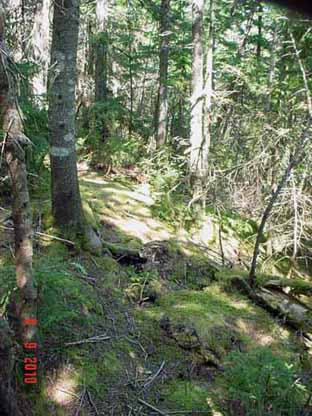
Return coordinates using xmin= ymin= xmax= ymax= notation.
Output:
xmin=0 ymin=0 xmax=311 ymax=415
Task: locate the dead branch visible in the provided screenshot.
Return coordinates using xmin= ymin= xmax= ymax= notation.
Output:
xmin=64 ymin=334 xmax=111 ymax=347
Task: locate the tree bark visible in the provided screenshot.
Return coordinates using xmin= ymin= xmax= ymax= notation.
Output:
xmin=48 ymin=0 xmax=102 ymax=254
xmin=0 ymin=10 xmax=37 ymax=412
xmin=155 ymin=0 xmax=170 ymax=148
xmin=32 ymin=0 xmax=50 ymax=98
xmin=48 ymin=0 xmax=84 ymax=231
xmin=95 ymin=0 xmax=109 ymax=141
xmin=190 ymin=0 xmax=206 ymax=203
xmin=232 ymin=277 xmax=312 ymax=340
xmin=0 ymin=4 xmax=37 ymax=344
xmin=203 ymin=0 xmax=213 ymax=185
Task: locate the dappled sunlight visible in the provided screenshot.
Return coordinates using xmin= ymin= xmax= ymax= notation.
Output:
xmin=236 ymin=318 xmax=275 ymax=346
xmin=46 ymin=364 xmax=79 ymax=406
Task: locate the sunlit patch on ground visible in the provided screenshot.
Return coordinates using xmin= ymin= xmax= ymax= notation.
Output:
xmin=46 ymin=364 xmax=79 ymax=406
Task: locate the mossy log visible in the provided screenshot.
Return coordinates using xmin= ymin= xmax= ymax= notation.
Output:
xmin=262 ymin=278 xmax=312 ymax=296
xmin=231 ymin=277 xmax=312 ymax=339
xmin=101 ymin=240 xmax=146 ymax=263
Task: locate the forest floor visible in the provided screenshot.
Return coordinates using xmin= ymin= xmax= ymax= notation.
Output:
xmin=1 ymin=169 xmax=311 ymax=415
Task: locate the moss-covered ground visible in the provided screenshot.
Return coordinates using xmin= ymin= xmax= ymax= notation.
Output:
xmin=1 ymin=170 xmax=311 ymax=415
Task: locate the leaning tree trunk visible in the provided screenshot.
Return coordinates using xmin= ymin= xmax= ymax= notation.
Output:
xmin=249 ymin=30 xmax=312 ymax=287
xmin=155 ymin=0 xmax=170 ymax=148
xmin=0 ymin=7 xmax=36 ymax=414
xmin=190 ymin=0 xmax=207 ymax=204
xmin=249 ymin=119 xmax=312 ymax=287
xmin=95 ymin=0 xmax=109 ymax=141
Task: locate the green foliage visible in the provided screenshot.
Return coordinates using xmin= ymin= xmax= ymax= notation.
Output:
xmin=141 ymin=146 xmax=197 ymax=228
xmin=218 ymin=210 xmax=258 ymax=240
xmin=22 ymin=103 xmax=49 ymax=175
xmin=99 ymin=135 xmax=144 ymax=168
xmin=161 ymin=380 xmax=212 ymax=413
xmin=125 ymin=266 xmax=161 ymax=302
xmin=218 ymin=348 xmax=307 ymax=416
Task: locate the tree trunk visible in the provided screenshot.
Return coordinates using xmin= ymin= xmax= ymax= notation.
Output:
xmin=48 ymin=0 xmax=102 ymax=254
xmin=0 ymin=10 xmax=37 ymax=411
xmin=32 ymin=0 xmax=50 ymax=99
xmin=249 ymin=120 xmax=312 ymax=286
xmin=203 ymin=0 xmax=213 ymax=186
xmin=155 ymin=0 xmax=170 ymax=148
xmin=95 ymin=0 xmax=109 ymax=141
xmin=256 ymin=4 xmax=262 ymax=59
xmin=0 ymin=4 xmax=37 ymax=345
xmin=48 ymin=0 xmax=84 ymax=231
xmin=265 ymin=25 xmax=278 ymax=113
xmin=190 ymin=0 xmax=206 ymax=203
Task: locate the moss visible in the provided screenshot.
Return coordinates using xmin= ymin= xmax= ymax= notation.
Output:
xmin=141 ymin=283 xmax=297 ymax=360
xmin=94 ymin=255 xmax=126 ymax=290
xmin=133 ymin=308 xmax=186 ymax=364
xmin=82 ymin=200 xmax=99 ymax=230
xmin=41 ymin=241 xmax=69 ymax=258
xmin=161 ymin=380 xmax=212 ymax=413
xmin=35 ymin=256 xmax=102 ymax=343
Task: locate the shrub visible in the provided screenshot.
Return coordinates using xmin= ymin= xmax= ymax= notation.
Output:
xmin=218 ymin=348 xmax=307 ymax=416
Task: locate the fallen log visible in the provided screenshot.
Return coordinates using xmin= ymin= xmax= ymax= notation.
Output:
xmin=101 ymin=240 xmax=146 ymax=265
xmin=231 ymin=277 xmax=312 ymax=341
xmin=262 ymin=278 xmax=312 ymax=297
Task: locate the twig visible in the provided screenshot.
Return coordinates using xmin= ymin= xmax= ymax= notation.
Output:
xmin=0 ymin=225 xmax=75 ymax=246
xmin=142 ymin=360 xmax=165 ymax=390
xmin=36 ymin=231 xmax=75 ymax=245
xmin=74 ymin=387 xmax=87 ymax=416
xmin=89 ymin=255 xmax=99 ymax=268
xmin=64 ymin=335 xmax=111 ymax=347
xmin=86 ymin=389 xmax=99 ymax=416
xmin=138 ymin=399 xmax=168 ymax=416
xmin=167 ymin=411 xmax=211 ymax=414
xmin=55 ymin=388 xmax=80 ymax=399
xmin=125 ymin=336 xmax=148 ymax=359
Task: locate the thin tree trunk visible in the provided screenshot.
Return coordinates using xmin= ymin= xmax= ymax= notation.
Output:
xmin=138 ymin=59 xmax=148 ymax=117
xmin=190 ymin=0 xmax=206 ymax=203
xmin=95 ymin=0 xmax=109 ymax=141
xmin=155 ymin=0 xmax=170 ymax=148
xmin=203 ymin=0 xmax=213 ymax=190
xmin=0 ymin=4 xmax=37 ymax=346
xmin=265 ymin=25 xmax=278 ymax=113
xmin=0 ymin=17 xmax=37 ymax=412
xmin=129 ymin=47 xmax=133 ymax=137
xmin=32 ymin=0 xmax=50 ymax=98
xmin=256 ymin=4 xmax=262 ymax=59
xmin=291 ymin=176 xmax=298 ymax=260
